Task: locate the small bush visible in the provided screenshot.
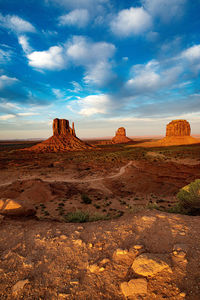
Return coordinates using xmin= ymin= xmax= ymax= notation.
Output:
xmin=176 ymin=179 xmax=200 ymax=215
xmin=81 ymin=194 xmax=92 ymax=204
xmin=65 ymin=211 xmax=90 ymax=223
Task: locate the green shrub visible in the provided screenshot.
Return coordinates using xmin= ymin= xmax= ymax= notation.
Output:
xmin=81 ymin=194 xmax=92 ymax=204
xmin=177 ymin=179 xmax=200 ymax=214
xmin=65 ymin=211 xmax=90 ymax=223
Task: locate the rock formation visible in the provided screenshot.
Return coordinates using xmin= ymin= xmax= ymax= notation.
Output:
xmin=166 ymin=120 xmax=191 ymax=137
xmin=26 ymin=118 xmax=93 ymax=152
xmin=128 ymin=119 xmax=199 ymax=147
xmin=112 ymin=127 xmax=132 ymax=144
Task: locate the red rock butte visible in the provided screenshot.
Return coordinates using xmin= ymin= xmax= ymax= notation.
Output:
xmin=26 ymin=118 xmax=93 ymax=152
xmin=112 ymin=127 xmax=132 ymax=144
xmin=128 ymin=119 xmax=199 ymax=148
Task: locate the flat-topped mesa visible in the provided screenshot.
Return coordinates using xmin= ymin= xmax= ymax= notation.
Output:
xmin=25 ymin=118 xmax=93 ymax=152
xmin=112 ymin=127 xmax=132 ymax=144
xmin=53 ymin=118 xmax=76 ymax=136
xmin=166 ymin=120 xmax=191 ymax=137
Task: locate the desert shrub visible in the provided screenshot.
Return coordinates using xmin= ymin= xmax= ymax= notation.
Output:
xmin=81 ymin=194 xmax=92 ymax=204
xmin=176 ymin=179 xmax=200 ymax=215
xmin=65 ymin=211 xmax=90 ymax=223
xmin=64 ymin=210 xmax=110 ymax=223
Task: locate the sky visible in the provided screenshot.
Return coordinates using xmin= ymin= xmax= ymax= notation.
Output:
xmin=0 ymin=0 xmax=200 ymax=139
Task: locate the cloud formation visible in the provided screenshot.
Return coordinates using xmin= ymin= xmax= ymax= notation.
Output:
xmin=58 ymin=9 xmax=89 ymax=28
xmin=0 ymin=14 xmax=35 ymax=33
xmin=110 ymin=7 xmax=152 ymax=37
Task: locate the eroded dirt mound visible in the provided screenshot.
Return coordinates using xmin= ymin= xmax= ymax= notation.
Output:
xmin=0 ymin=210 xmax=200 ymax=299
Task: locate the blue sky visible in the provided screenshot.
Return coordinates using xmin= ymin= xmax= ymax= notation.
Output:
xmin=0 ymin=0 xmax=200 ymax=139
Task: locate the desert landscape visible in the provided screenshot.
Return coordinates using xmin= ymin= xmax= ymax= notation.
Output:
xmin=1 ymin=0 xmax=200 ymax=298
xmin=0 ymin=118 xmax=200 ymax=299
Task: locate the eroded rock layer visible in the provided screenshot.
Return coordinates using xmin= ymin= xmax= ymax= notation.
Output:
xmin=27 ymin=118 xmax=93 ymax=152
xmin=112 ymin=127 xmax=132 ymax=144
xmin=166 ymin=120 xmax=191 ymax=137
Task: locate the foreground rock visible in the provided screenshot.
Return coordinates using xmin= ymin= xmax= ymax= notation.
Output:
xmin=25 ymin=118 xmax=94 ymax=152
xmin=112 ymin=127 xmax=132 ymax=144
xmin=132 ymin=253 xmax=172 ymax=277
xmin=120 ymin=278 xmax=147 ymax=297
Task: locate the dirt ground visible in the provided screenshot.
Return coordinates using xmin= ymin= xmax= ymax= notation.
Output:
xmin=0 ymin=140 xmax=200 ymax=299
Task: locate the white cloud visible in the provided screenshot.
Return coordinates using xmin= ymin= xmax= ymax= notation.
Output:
xmin=67 ymin=36 xmax=115 ymax=65
xmin=26 ymin=36 xmax=116 ymax=86
xmin=0 ymin=114 xmax=15 ymax=120
xmin=181 ymin=44 xmax=200 ymax=61
xmin=143 ymin=0 xmax=186 ymax=21
xmin=66 ymin=36 xmax=115 ymax=86
xmin=59 ymin=9 xmax=89 ymax=28
xmin=27 ymin=46 xmax=67 ymax=70
xmin=0 ymin=48 xmax=12 ymax=63
xmin=52 ymin=88 xmax=65 ymax=98
xmin=18 ymin=35 xmax=32 ymax=54
xmin=67 ymin=81 xmax=83 ymax=93
xmin=0 ymin=75 xmax=18 ymax=89
xmin=0 ymin=14 xmax=35 ymax=33
xmin=68 ymin=94 xmax=111 ymax=116
xmin=110 ymin=7 xmax=152 ymax=37
xmin=17 ymin=112 xmax=39 ymax=116
xmin=126 ymin=60 xmax=182 ymax=93
xmin=84 ymin=61 xmax=115 ymax=86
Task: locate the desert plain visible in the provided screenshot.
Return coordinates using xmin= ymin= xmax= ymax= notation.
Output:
xmin=0 ymin=127 xmax=200 ymax=299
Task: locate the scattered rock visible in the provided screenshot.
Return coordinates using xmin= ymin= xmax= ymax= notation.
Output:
xmin=132 ymin=253 xmax=172 ymax=277
xmin=87 ymin=264 xmax=104 ymax=273
xmin=112 ymin=127 xmax=132 ymax=144
xmin=120 ymin=278 xmax=147 ymax=297
xmin=12 ymin=279 xmax=29 ymax=294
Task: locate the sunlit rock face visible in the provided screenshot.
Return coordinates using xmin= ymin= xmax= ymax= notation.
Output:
xmin=166 ymin=120 xmax=191 ymax=137
xmin=112 ymin=127 xmax=132 ymax=144
xmin=26 ymin=118 xmax=93 ymax=152
xmin=53 ymin=118 xmax=76 ymax=137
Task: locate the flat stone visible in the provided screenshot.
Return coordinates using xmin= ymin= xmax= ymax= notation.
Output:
xmin=132 ymin=253 xmax=172 ymax=277
xmin=120 ymin=278 xmax=147 ymax=297
xmin=12 ymin=279 xmax=29 ymax=294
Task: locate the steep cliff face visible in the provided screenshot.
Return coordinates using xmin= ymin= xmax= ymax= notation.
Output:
xmin=26 ymin=118 xmax=93 ymax=152
xmin=112 ymin=127 xmax=132 ymax=144
xmin=166 ymin=120 xmax=191 ymax=137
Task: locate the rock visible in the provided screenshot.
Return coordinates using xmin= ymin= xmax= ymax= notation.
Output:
xmin=0 ymin=198 xmax=35 ymax=217
xmin=0 ymin=215 xmax=4 ymax=223
xmin=112 ymin=127 xmax=132 ymax=144
xmin=120 ymin=278 xmax=147 ymax=297
xmin=12 ymin=279 xmax=29 ymax=294
xmin=25 ymin=118 xmax=94 ymax=152
xmin=132 ymin=253 xmax=172 ymax=277
xmin=133 ymin=245 xmax=144 ymax=250
xmin=166 ymin=120 xmax=191 ymax=137
xmin=87 ymin=264 xmax=104 ymax=273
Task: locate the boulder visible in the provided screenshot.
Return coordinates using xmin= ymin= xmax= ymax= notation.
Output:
xmin=132 ymin=253 xmax=172 ymax=277
xmin=0 ymin=198 xmax=36 ymax=217
xmin=120 ymin=278 xmax=147 ymax=297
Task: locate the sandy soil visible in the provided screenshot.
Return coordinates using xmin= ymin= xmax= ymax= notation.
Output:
xmin=1 ymin=141 xmax=200 ymax=299
xmin=1 ymin=210 xmax=200 ymax=299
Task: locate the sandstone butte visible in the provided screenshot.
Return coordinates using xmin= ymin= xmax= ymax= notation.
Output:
xmin=111 ymin=127 xmax=132 ymax=144
xmin=129 ymin=119 xmax=199 ymax=147
xmin=26 ymin=118 xmax=93 ymax=152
